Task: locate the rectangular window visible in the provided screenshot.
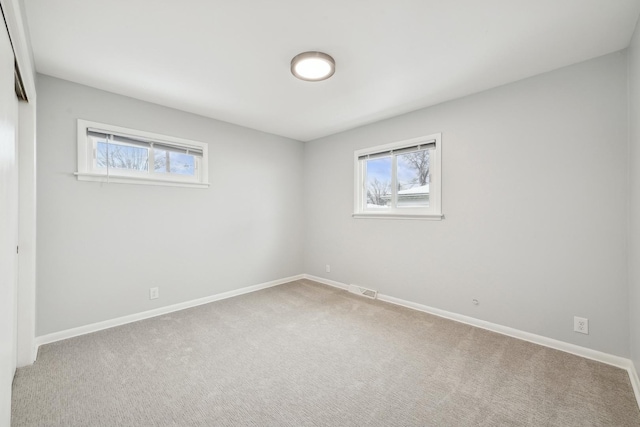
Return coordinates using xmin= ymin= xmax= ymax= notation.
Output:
xmin=353 ymin=133 xmax=442 ymax=219
xmin=76 ymin=120 xmax=209 ymax=188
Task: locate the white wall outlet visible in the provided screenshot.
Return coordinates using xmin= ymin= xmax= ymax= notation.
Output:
xmin=149 ymin=287 xmax=159 ymax=300
xmin=574 ymin=316 xmax=588 ymax=334
xmin=325 ymin=264 xmax=331 ymax=273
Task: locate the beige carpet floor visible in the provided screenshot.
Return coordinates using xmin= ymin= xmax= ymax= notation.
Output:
xmin=11 ymin=279 xmax=640 ymax=426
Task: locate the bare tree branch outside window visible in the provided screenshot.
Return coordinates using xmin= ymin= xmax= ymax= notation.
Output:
xmin=97 ymin=142 xmax=149 ymax=171
xmin=401 ymin=150 xmax=429 ymax=186
xmin=367 ymin=178 xmax=390 ymax=206
xmin=366 ymin=150 xmax=429 ymax=201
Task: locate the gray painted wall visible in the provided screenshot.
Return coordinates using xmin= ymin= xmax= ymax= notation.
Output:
xmin=629 ymin=19 xmax=640 ymax=371
xmin=36 ymin=75 xmax=304 ymax=336
xmin=37 ymin=50 xmax=635 ymax=359
xmin=303 ymin=52 xmax=630 ymax=357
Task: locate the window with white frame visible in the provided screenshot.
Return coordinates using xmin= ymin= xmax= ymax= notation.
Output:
xmin=76 ymin=120 xmax=209 ymax=188
xmin=353 ymin=133 xmax=442 ymax=219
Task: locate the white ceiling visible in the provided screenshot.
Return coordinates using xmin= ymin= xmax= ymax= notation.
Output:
xmin=24 ymin=0 xmax=640 ymax=142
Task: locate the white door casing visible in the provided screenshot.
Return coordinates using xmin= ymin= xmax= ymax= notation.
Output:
xmin=0 ymin=13 xmax=19 ymax=427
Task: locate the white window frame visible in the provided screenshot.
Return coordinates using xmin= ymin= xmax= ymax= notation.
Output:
xmin=353 ymin=133 xmax=442 ymax=220
xmin=75 ymin=119 xmax=209 ymax=188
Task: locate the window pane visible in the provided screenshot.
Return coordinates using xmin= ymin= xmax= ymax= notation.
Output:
xmin=365 ymin=157 xmax=392 ymax=208
xmin=97 ymin=141 xmax=149 ymax=172
xmin=397 ymin=149 xmax=430 ymax=207
xmin=154 ymin=149 xmax=195 ymax=175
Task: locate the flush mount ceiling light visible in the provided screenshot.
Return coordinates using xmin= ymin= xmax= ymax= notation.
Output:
xmin=291 ymin=51 xmax=335 ymax=82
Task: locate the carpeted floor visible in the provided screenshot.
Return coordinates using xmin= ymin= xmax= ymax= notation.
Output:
xmin=11 ymin=279 xmax=640 ymax=426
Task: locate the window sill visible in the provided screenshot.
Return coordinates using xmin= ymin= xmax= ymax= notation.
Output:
xmin=74 ymin=172 xmax=209 ymax=189
xmin=352 ymin=212 xmax=443 ymax=220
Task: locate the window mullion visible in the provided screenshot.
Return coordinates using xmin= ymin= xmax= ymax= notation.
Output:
xmin=391 ymin=154 xmax=398 ymax=209
xmin=107 ymin=134 xmax=112 ymax=178
xmin=149 ymin=143 xmax=155 ymax=176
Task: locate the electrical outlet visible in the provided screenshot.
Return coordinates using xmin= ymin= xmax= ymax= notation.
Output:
xmin=574 ymin=316 xmax=588 ymax=334
xmin=325 ymin=264 xmax=331 ymax=273
xmin=149 ymin=287 xmax=159 ymax=300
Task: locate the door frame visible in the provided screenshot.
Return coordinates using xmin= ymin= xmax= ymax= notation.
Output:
xmin=0 ymin=0 xmax=38 ymax=369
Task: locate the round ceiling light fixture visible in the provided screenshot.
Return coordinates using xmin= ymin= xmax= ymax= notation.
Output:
xmin=291 ymin=51 xmax=335 ymax=82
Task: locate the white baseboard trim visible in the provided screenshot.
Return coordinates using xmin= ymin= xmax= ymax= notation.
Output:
xmin=378 ymin=292 xmax=631 ymax=369
xmin=304 ymin=274 xmax=640 ymax=409
xmin=629 ymin=362 xmax=640 ymax=410
xmin=303 ymin=274 xmax=349 ymax=291
xmin=35 ymin=274 xmax=304 ymax=352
